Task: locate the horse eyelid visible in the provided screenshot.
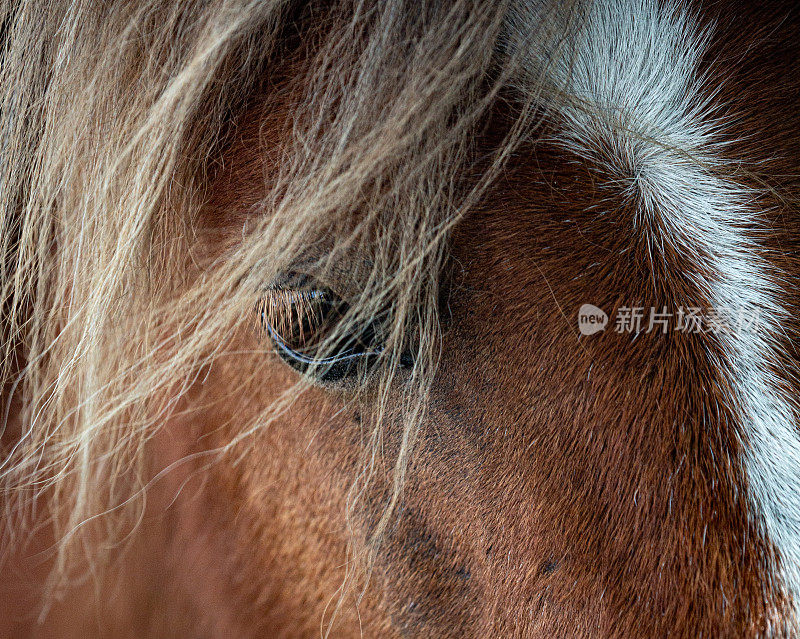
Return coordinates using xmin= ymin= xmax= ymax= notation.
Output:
xmin=257 ymin=285 xmax=385 ymax=379
xmin=263 ymin=319 xmax=384 ymax=366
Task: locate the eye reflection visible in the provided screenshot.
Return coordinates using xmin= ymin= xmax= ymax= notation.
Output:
xmin=257 ymin=284 xmax=385 ymax=382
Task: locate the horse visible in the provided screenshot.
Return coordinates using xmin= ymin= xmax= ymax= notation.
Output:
xmin=1 ymin=0 xmax=799 ymax=636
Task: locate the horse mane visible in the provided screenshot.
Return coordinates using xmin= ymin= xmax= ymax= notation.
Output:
xmin=0 ymin=0 xmax=559 ymax=597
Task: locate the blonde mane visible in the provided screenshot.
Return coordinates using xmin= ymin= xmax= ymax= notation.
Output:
xmin=0 ymin=0 xmax=567 ymax=609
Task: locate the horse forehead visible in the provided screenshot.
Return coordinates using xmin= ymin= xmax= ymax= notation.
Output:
xmin=203 ymin=1 xmax=800 ymax=630
xmin=431 ymin=0 xmax=800 ymax=629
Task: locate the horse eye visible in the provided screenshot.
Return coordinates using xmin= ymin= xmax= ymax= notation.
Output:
xmin=258 ymin=283 xmax=385 ymax=382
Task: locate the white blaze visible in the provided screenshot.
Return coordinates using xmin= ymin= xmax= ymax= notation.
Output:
xmin=506 ymin=0 xmax=800 ymax=631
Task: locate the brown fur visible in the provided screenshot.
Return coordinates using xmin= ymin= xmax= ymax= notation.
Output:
xmin=2 ymin=1 xmax=800 ymax=637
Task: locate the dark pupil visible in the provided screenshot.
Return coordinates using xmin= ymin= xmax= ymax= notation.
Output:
xmin=262 ymin=289 xmax=384 ymax=382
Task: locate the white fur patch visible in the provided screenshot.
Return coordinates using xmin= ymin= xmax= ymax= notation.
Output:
xmin=506 ymin=0 xmax=800 ymax=632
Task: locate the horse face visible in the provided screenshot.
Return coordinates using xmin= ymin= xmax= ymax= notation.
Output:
xmin=3 ymin=1 xmax=800 ymax=637
xmin=161 ymin=36 xmax=796 ymax=631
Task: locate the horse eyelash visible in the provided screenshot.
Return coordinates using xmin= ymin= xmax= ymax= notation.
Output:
xmin=256 ymin=288 xmax=323 ymax=347
xmin=256 ymin=284 xmax=414 ymax=381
